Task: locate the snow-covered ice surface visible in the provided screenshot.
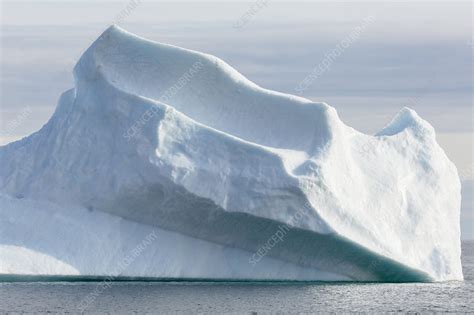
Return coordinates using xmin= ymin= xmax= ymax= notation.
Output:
xmin=0 ymin=26 xmax=463 ymax=282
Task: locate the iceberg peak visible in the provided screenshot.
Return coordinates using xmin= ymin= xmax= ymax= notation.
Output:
xmin=377 ymin=107 xmax=435 ymax=138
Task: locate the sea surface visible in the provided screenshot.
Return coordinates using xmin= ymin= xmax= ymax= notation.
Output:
xmin=1 ymin=241 xmax=473 ymax=314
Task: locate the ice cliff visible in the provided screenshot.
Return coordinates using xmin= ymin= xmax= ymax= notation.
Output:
xmin=0 ymin=25 xmax=463 ymax=282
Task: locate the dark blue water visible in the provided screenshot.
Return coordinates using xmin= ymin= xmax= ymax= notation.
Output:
xmin=1 ymin=241 xmax=473 ymax=314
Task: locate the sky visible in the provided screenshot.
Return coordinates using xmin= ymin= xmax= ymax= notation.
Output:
xmin=0 ymin=0 xmax=473 ymax=237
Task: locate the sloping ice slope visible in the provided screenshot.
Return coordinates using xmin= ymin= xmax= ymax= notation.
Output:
xmin=0 ymin=25 xmax=463 ymax=281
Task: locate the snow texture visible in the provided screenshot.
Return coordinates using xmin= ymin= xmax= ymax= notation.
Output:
xmin=0 ymin=26 xmax=463 ymax=281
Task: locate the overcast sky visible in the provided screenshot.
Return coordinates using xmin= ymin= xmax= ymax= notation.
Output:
xmin=0 ymin=0 xmax=472 ymax=237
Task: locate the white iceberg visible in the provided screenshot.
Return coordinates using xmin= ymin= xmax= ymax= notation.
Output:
xmin=0 ymin=26 xmax=463 ymax=282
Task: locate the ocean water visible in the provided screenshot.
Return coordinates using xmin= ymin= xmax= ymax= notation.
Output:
xmin=1 ymin=241 xmax=473 ymax=314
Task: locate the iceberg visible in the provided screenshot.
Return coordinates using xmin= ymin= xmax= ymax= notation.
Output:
xmin=0 ymin=26 xmax=463 ymax=282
